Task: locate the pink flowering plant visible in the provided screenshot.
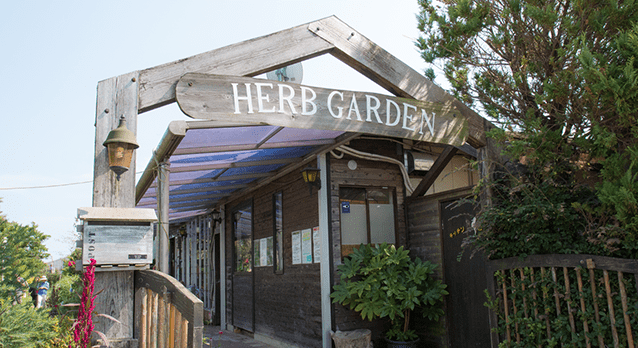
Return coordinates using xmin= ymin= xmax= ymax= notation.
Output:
xmin=67 ymin=259 xmax=120 ymax=348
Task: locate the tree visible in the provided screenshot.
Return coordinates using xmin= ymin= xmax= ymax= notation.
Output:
xmin=0 ymin=211 xmax=49 ymax=301
xmin=416 ymin=0 xmax=638 ymax=257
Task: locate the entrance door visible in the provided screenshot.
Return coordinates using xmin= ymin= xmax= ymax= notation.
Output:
xmin=441 ymin=199 xmax=490 ymax=347
xmin=231 ymin=202 xmax=254 ymax=332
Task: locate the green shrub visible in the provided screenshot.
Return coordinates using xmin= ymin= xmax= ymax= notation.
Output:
xmin=0 ymin=301 xmax=57 ymax=348
xmin=331 ymin=243 xmax=447 ymax=342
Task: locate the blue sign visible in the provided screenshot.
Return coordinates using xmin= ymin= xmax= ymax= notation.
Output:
xmin=341 ymin=201 xmax=350 ymax=214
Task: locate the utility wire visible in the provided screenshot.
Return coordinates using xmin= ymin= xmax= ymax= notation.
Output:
xmin=0 ymin=171 xmax=145 ymax=191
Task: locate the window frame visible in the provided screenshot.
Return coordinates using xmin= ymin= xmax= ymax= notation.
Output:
xmin=231 ymin=200 xmax=253 ymax=274
xmin=338 ymin=185 xmax=398 ymax=257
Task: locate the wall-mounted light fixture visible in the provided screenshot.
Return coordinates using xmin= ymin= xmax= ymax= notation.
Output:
xmin=233 ymin=211 xmax=243 ymax=223
xmin=301 ymin=166 xmax=321 ymax=195
xmin=103 ymin=115 xmax=139 ymax=180
xmin=211 ymin=210 xmax=222 ymax=224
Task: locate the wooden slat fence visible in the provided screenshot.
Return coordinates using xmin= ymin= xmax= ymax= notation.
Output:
xmin=134 ymin=270 xmax=203 ymax=348
xmin=486 ymin=254 xmax=638 ymax=348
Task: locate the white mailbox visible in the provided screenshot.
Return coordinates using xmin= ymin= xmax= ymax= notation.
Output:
xmin=77 ymin=207 xmax=157 ymax=267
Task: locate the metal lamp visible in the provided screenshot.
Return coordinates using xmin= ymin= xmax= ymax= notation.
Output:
xmin=301 ymin=167 xmax=321 ymax=194
xmin=103 ymin=115 xmax=139 ymax=179
xmin=212 ymin=210 xmax=222 ymax=224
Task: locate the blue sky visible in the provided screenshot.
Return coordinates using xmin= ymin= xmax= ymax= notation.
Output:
xmin=0 ymin=0 xmax=433 ymax=261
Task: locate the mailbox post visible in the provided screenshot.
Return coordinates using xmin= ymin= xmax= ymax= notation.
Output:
xmin=77 ymin=207 xmax=157 ymax=270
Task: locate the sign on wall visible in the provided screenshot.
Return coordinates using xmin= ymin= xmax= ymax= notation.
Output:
xmin=176 ymin=73 xmax=468 ymax=146
xmin=292 ymin=227 xmax=320 ymax=265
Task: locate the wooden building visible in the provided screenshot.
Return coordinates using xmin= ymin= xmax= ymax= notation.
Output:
xmin=103 ymin=16 xmax=498 ymax=347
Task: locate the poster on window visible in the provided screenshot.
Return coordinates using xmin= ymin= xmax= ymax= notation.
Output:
xmin=292 ymin=231 xmax=301 ymax=264
xmin=302 ymin=228 xmax=313 ymax=264
xmin=313 ymin=227 xmax=321 ymax=263
xmin=260 ymin=238 xmax=268 ymax=266
xmin=254 ymin=241 xmax=260 ymax=267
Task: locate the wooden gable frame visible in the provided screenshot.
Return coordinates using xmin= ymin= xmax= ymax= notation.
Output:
xmin=91 ymin=15 xmax=490 ymax=347
xmin=93 ymin=15 xmax=488 ymax=208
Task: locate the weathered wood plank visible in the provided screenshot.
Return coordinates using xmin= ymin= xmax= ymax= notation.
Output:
xmin=486 ymin=254 xmax=638 ymax=274
xmin=93 ymin=271 xmax=134 ymax=339
xmin=138 ymin=21 xmax=334 ymax=113
xmin=176 ymin=74 xmax=468 ymax=146
xmin=135 ymin=270 xmax=203 ymax=326
xmin=93 ymin=71 xmax=139 ymax=208
xmin=308 ymin=16 xmax=487 ymax=148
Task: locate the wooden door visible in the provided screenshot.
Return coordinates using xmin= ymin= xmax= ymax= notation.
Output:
xmin=441 ymin=200 xmax=490 ymax=347
xmin=232 ymin=203 xmax=254 ymax=332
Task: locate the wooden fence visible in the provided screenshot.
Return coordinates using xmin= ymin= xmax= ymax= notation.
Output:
xmin=134 ymin=270 xmax=203 ymax=348
xmin=486 ymin=254 xmax=638 ymax=348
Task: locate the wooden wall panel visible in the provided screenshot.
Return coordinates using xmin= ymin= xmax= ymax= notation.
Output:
xmin=225 ymin=169 xmax=323 ymax=347
xmin=406 ymin=187 xmax=474 ymax=348
xmin=329 ymin=140 xmax=407 ymax=341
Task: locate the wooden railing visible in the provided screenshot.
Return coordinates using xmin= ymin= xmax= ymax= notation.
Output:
xmin=486 ymin=254 xmax=638 ymax=348
xmin=134 ymin=270 xmax=203 ymax=348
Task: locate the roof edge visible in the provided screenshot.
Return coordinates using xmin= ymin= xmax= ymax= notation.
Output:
xmin=135 ymin=121 xmax=188 ymax=203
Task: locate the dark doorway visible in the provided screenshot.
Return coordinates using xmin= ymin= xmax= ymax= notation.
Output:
xmin=441 ymin=199 xmax=491 ymax=347
xmin=231 ymin=202 xmax=254 ymax=332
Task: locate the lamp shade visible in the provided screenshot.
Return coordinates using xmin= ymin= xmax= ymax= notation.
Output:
xmin=301 ymin=167 xmax=320 ymax=183
xmin=103 ymin=116 xmax=139 ymax=177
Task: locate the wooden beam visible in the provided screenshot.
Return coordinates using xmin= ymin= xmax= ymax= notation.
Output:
xmin=409 ymin=146 xmax=458 ymax=199
xmin=148 ymin=173 xmax=270 ymax=189
xmin=172 ymin=139 xmax=337 ymax=156
xmin=169 ymin=157 xmax=299 ymax=174
xmin=143 ymin=183 xmax=248 ymax=199
xmin=138 ymin=19 xmax=335 ymax=113
xmin=309 ymin=16 xmax=487 ymax=147
xmin=92 ymin=71 xmax=139 ymax=346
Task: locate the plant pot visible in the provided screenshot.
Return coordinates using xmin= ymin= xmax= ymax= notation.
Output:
xmin=384 ymin=337 xmax=420 ymax=348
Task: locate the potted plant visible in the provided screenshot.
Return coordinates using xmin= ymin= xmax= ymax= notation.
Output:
xmin=331 ymin=243 xmax=447 ymax=347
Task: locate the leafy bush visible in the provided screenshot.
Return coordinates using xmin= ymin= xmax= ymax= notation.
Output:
xmin=0 ymin=302 xmax=57 ymax=348
xmin=331 ymin=243 xmax=447 ymax=342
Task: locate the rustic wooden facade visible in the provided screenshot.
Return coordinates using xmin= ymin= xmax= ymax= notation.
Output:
xmin=158 ymin=136 xmax=486 ymax=347
xmin=91 ymin=15 xmax=494 ymax=348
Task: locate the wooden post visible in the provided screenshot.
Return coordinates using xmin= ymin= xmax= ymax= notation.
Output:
xmin=219 ymin=205 xmax=227 ymax=330
xmin=92 ymin=71 xmax=140 ymax=348
xmin=158 ymin=160 xmax=170 ymax=273
xmin=318 ymin=153 xmax=332 ymax=348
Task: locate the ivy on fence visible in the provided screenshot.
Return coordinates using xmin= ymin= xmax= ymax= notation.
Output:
xmin=487 ymin=258 xmax=638 ymax=347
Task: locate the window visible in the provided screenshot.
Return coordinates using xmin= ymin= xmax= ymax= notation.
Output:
xmin=233 ymin=202 xmax=252 ymax=273
xmin=273 ymin=192 xmax=284 ymax=274
xmin=339 ymin=187 xmax=396 ymax=257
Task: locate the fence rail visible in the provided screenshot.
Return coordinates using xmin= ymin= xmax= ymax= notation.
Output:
xmin=486 ymin=254 xmax=638 ymax=348
xmin=134 ymin=270 xmax=203 ymax=348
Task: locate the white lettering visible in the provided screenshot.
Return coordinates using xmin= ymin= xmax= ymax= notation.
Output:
xmin=255 ymin=83 xmax=275 ymax=113
xmin=365 ymin=95 xmax=383 ymax=123
xmin=301 ymin=86 xmax=317 ymax=116
xmin=347 ymin=94 xmax=363 ymax=121
xmin=386 ymin=99 xmax=401 ymax=126
xmin=402 ymin=103 xmax=417 ymax=131
xmin=232 ymin=83 xmax=254 ymax=114
xmin=419 ymin=110 xmax=436 ymax=136
xmin=278 ymin=84 xmax=297 ymax=114
xmin=328 ymin=91 xmax=344 ymax=118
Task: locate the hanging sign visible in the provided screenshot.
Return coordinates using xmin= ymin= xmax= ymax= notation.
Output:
xmin=176 ymin=73 xmax=468 ymax=146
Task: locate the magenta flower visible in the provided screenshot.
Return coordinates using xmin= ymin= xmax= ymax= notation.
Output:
xmin=71 ymin=258 xmax=97 ymax=348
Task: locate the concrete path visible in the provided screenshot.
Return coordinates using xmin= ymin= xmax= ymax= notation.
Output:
xmin=203 ymin=326 xmax=275 ymax=348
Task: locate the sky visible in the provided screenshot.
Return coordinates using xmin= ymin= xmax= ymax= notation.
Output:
xmin=0 ymin=0 xmax=437 ymax=261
